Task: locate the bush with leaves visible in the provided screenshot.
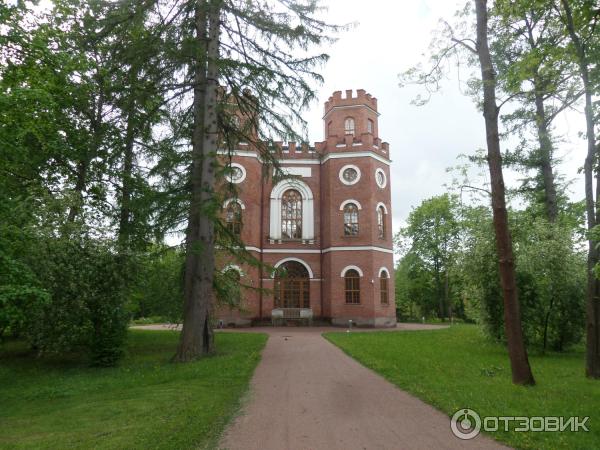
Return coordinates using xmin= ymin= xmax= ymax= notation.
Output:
xmin=24 ymin=233 xmax=129 ymax=366
xmin=0 ymin=251 xmax=49 ymax=339
xmin=127 ymin=246 xmax=184 ymax=322
xmin=464 ymin=210 xmax=586 ymax=351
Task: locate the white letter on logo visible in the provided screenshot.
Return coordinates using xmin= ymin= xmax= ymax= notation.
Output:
xmin=515 ymin=417 xmax=529 ymax=432
xmin=484 ymin=417 xmax=498 ymax=432
xmin=545 ymin=417 xmax=559 ymax=432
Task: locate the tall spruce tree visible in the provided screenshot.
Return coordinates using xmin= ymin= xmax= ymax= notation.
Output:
xmin=160 ymin=0 xmax=340 ymax=361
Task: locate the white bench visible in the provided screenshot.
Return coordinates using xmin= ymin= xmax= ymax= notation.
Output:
xmin=271 ymin=308 xmax=313 ymax=326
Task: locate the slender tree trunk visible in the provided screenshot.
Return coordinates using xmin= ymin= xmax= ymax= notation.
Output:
xmin=445 ymin=268 xmax=451 ymax=321
xmin=524 ymin=18 xmax=559 ymax=223
xmin=533 ymin=77 xmax=558 ymax=222
xmin=434 ymin=258 xmax=444 ymax=319
xmin=561 ymin=0 xmax=600 ymax=378
xmin=175 ymin=0 xmax=220 ymax=361
xmin=118 ymin=68 xmax=137 ymax=248
xmin=68 ymin=73 xmax=105 ymax=223
xmin=475 ymin=0 xmax=535 ymax=385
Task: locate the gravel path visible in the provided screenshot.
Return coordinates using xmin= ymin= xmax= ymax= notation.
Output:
xmin=217 ymin=326 xmax=507 ymax=450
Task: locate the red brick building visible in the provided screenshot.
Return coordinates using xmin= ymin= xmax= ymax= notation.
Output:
xmin=218 ymin=89 xmax=395 ymax=327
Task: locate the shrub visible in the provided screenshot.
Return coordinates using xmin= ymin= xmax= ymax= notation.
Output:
xmin=0 ymin=251 xmax=49 ymax=339
xmin=25 ymin=234 xmax=129 ymax=366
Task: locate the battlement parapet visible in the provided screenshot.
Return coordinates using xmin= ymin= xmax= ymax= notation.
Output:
xmin=316 ymin=134 xmax=390 ymax=159
xmin=324 ymin=89 xmax=378 ymax=115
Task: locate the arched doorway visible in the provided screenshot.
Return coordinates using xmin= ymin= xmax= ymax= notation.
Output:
xmin=274 ymin=261 xmax=310 ymax=308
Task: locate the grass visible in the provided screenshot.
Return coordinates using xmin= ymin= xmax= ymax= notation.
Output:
xmin=325 ymin=325 xmax=599 ymax=450
xmin=0 ymin=330 xmax=267 ymax=450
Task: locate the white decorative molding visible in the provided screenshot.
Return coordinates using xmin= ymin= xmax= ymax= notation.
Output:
xmin=269 ymin=179 xmax=315 ymax=240
xmin=272 ymin=257 xmax=314 ymax=278
xmin=339 ymin=199 xmax=362 ymax=211
xmin=322 ymin=246 xmax=393 ymax=254
xmin=261 ymin=278 xmax=323 ymax=282
xmin=323 ymin=104 xmax=380 ymax=119
xmin=323 ymin=151 xmax=390 ymax=166
xmin=263 ymin=248 xmax=321 ymax=254
xmin=340 ymin=265 xmax=364 ymax=277
xmin=223 ymin=264 xmax=244 ymax=276
xmin=223 ymin=198 xmax=246 ymax=210
xmin=376 ymin=202 xmax=388 ymax=214
xmin=378 ymin=267 xmax=390 ymax=277
xmin=244 ymin=246 xmax=393 ymax=254
xmin=226 ymin=162 xmax=246 ymax=184
xmin=339 ymin=164 xmax=361 ymax=186
xmin=274 ymin=166 xmax=312 ymax=178
xmin=216 ymin=149 xmax=391 ymax=166
xmin=375 ymin=168 xmax=387 ymax=188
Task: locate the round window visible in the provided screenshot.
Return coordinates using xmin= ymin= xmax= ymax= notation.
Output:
xmin=227 ymin=163 xmax=246 ymax=184
xmin=339 ymin=165 xmax=361 ymax=185
xmin=375 ymin=168 xmax=387 ymax=188
xmin=343 ymin=168 xmax=358 ymax=183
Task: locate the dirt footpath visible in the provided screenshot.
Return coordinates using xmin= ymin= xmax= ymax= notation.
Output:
xmin=219 ymin=327 xmax=507 ymax=450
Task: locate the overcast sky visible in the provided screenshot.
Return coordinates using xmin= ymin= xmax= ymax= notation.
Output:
xmin=301 ymin=0 xmax=589 ymax=236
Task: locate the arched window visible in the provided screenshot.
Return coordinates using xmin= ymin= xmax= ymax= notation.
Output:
xmin=344 ymin=117 xmax=355 ymax=135
xmin=377 ymin=205 xmax=386 ymax=239
xmin=345 ymin=269 xmax=360 ymax=304
xmin=274 ymin=261 xmax=310 ymax=308
xmin=380 ymin=272 xmax=389 ymax=304
xmin=368 ymin=119 xmax=374 ymax=134
xmin=225 ymin=201 xmax=243 ymax=236
xmin=343 ymin=203 xmax=359 ymax=236
xmin=281 ymin=189 xmax=302 ymax=239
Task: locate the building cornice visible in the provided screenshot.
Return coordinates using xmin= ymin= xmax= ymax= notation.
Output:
xmin=244 ymin=245 xmax=393 ymax=254
xmin=217 ymin=149 xmax=391 ymax=166
xmin=322 ymin=104 xmax=380 ymax=120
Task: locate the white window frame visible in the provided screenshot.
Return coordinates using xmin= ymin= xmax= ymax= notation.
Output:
xmin=340 ymin=265 xmax=364 ymax=277
xmin=339 ymin=164 xmax=361 ymax=186
xmin=269 ymin=179 xmax=314 ymax=240
xmin=344 ymin=117 xmax=355 ymax=135
xmin=375 ymin=168 xmax=387 ymax=188
xmin=272 ymin=257 xmax=314 ymax=279
xmin=226 ymin=163 xmax=247 ymax=184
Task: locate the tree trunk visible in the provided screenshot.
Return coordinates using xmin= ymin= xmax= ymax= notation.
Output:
xmin=434 ymin=258 xmax=444 ymax=320
xmin=118 ymin=67 xmax=137 ymax=248
xmin=533 ymin=77 xmax=558 ymax=222
xmin=175 ymin=0 xmax=220 ymax=362
xmin=445 ymin=268 xmax=452 ymax=321
xmin=68 ymin=73 xmax=105 ymax=223
xmin=561 ymin=0 xmax=600 ymax=378
xmin=475 ymin=0 xmax=535 ymax=385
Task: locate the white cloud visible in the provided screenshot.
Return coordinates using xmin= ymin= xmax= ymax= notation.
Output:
xmin=303 ymin=0 xmax=589 ymax=235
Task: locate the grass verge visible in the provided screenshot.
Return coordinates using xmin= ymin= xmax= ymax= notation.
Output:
xmin=325 ymin=325 xmax=599 ymax=450
xmin=0 ymin=330 xmax=267 ymax=449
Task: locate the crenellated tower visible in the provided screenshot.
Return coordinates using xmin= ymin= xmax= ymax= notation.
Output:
xmin=317 ymin=89 xmax=395 ymax=327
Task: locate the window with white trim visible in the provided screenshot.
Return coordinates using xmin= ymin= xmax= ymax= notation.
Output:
xmin=281 ymin=189 xmax=302 ymax=239
xmin=380 ymin=271 xmax=389 ymax=304
xmin=377 ymin=205 xmax=386 ymax=239
xmin=343 ymin=203 xmax=359 ymax=236
xmin=345 ymin=269 xmax=361 ymax=304
xmin=225 ymin=201 xmax=243 ymax=236
xmin=344 ymin=117 xmax=355 ymax=135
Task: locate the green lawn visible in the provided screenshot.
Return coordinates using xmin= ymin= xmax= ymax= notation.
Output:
xmin=0 ymin=330 xmax=267 ymax=450
xmin=325 ymin=325 xmax=599 ymax=450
